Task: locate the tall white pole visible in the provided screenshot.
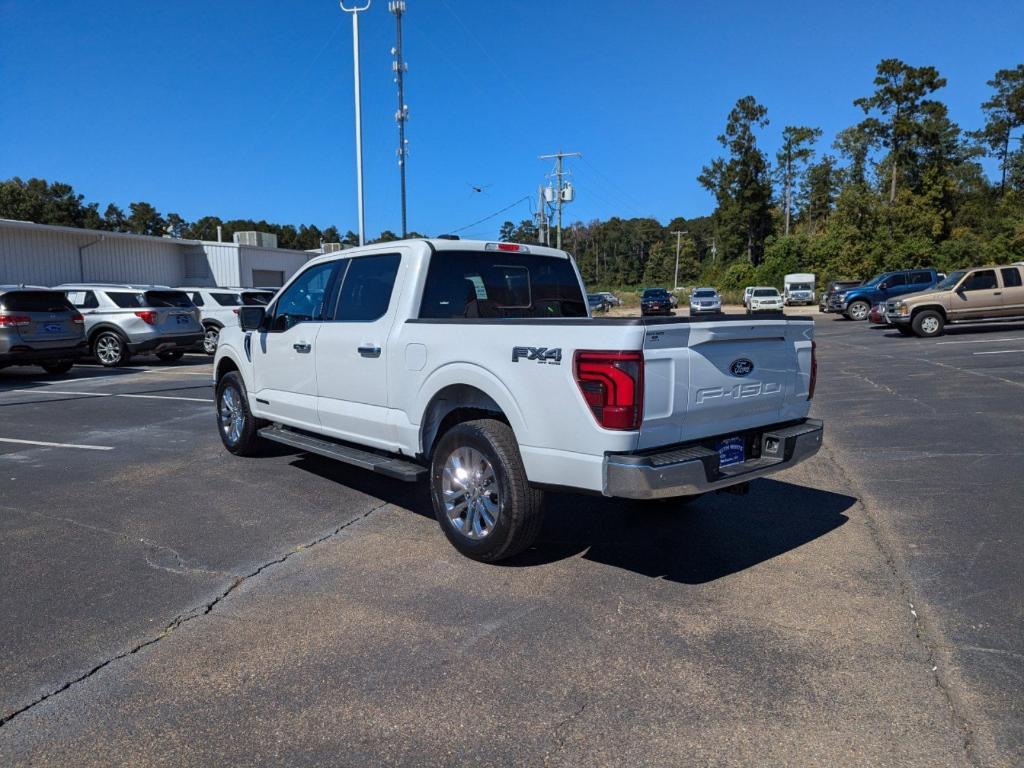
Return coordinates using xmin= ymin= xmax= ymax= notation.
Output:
xmin=341 ymin=1 xmax=371 ymax=246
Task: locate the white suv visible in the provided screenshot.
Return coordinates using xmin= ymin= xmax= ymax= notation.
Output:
xmin=178 ymin=287 xmax=275 ymax=354
xmin=58 ymin=284 xmax=203 ymax=367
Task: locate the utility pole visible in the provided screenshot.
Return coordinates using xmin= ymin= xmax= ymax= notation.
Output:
xmin=340 ymin=0 xmax=371 ymax=246
xmin=538 ymin=150 xmax=582 ymax=250
xmin=389 ymin=1 xmax=409 ymax=237
xmin=671 ymin=230 xmax=688 ymax=291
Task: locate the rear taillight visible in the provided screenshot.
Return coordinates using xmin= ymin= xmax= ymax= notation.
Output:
xmin=808 ymin=341 xmax=817 ymax=400
xmin=71 ymin=314 xmax=85 ymax=325
xmin=574 ymin=350 xmax=644 ymax=430
xmin=134 ymin=311 xmax=158 ymax=325
xmin=0 ymin=314 xmax=31 ymax=328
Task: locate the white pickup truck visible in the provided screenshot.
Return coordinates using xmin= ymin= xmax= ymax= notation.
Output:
xmin=213 ymin=238 xmax=822 ymax=561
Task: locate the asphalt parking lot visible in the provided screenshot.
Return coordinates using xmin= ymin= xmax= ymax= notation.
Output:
xmin=0 ymin=317 xmax=1021 ymax=767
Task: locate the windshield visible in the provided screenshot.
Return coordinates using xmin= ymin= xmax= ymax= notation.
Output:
xmin=935 ymin=270 xmax=967 ymax=291
xmin=753 ymin=289 xmax=779 ymax=297
xmin=642 ymin=289 xmax=668 ymax=298
xmin=790 ymin=283 xmax=811 ymax=291
xmin=693 ymin=290 xmax=717 ymax=298
xmin=862 ymin=273 xmax=887 ymax=287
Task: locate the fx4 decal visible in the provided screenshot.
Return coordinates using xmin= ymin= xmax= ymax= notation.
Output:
xmin=512 ymin=346 xmax=562 ymax=365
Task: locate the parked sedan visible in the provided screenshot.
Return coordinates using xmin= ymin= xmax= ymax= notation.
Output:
xmin=587 ymin=294 xmax=610 ymax=313
xmin=0 ymin=286 xmax=87 ymax=374
xmin=689 ymin=287 xmax=722 ymax=315
xmin=640 ymin=288 xmax=674 ymax=316
xmin=746 ymin=287 xmax=784 ymax=313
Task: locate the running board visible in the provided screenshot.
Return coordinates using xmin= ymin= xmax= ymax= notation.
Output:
xmin=949 ymin=315 xmax=1024 ymax=325
xmin=259 ymin=425 xmax=426 ymax=482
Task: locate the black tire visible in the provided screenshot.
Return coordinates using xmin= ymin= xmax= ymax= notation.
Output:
xmin=202 ymin=326 xmax=220 ymax=355
xmin=912 ymin=309 xmax=945 ymax=338
xmin=430 ymin=419 xmax=544 ymax=562
xmin=845 ymin=300 xmax=870 ymax=321
xmin=896 ymin=326 xmax=915 ymax=337
xmin=93 ymin=331 xmax=129 ymax=367
xmin=156 ymin=350 xmax=184 ymax=362
xmin=40 ymin=360 xmax=74 ymax=375
xmin=215 ymin=371 xmax=265 ymax=456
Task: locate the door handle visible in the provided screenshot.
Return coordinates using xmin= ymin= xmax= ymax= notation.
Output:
xmin=293 ymin=342 xmax=312 ymax=353
xmin=994 ymin=291 xmax=1002 ymax=296
xmin=358 ymin=344 xmax=381 ymax=358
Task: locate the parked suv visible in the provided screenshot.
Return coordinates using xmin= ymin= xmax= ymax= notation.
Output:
xmin=689 ymin=287 xmax=722 ymax=315
xmin=640 ymin=288 xmax=674 ymax=315
xmin=178 ymin=287 xmax=276 ymax=354
xmin=58 ymin=284 xmax=203 ymax=367
xmin=0 ymin=286 xmax=87 ymax=374
xmin=827 ymin=269 xmax=940 ymax=320
xmin=887 ymin=264 xmax=1024 ymax=337
xmin=746 ymin=287 xmax=784 ymax=313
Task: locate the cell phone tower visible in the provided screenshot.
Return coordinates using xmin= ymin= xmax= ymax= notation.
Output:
xmin=390 ymin=1 xmax=409 ymax=238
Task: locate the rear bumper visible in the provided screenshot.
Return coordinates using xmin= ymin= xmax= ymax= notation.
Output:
xmin=127 ymin=332 xmax=203 ymax=354
xmin=0 ymin=341 xmax=89 ymax=365
xmin=603 ymin=419 xmax=824 ymax=499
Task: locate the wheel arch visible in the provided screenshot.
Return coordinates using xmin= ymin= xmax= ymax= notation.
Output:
xmin=203 ymin=319 xmax=225 ymax=330
xmin=419 ymin=379 xmax=523 ymax=460
xmin=910 ymin=303 xmax=947 ymax=321
xmin=87 ymin=323 xmax=130 ymax=344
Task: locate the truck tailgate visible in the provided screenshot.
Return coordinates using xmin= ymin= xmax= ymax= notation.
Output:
xmin=638 ymin=318 xmax=814 ymax=449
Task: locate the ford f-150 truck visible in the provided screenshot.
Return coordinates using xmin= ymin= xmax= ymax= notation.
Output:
xmin=213 ymin=239 xmax=822 ymax=561
xmin=827 ymin=268 xmax=941 ymax=320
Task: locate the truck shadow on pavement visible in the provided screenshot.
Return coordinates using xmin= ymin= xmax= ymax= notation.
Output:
xmin=290 ymin=454 xmax=853 ymax=585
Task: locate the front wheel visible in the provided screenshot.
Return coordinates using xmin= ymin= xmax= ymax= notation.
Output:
xmin=202 ymin=326 xmax=220 ymax=355
xmin=93 ymin=331 xmax=129 ymax=367
xmin=846 ymin=300 xmax=870 ymax=321
xmin=430 ymin=419 xmax=544 ymax=562
xmin=912 ymin=310 xmax=945 ymax=338
xmin=216 ymin=371 xmax=265 ymax=456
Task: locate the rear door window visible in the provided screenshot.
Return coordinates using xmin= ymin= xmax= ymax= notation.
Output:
xmin=419 ymin=251 xmax=586 ymax=319
xmin=190 ymin=292 xmax=205 ymax=306
xmin=333 ymin=254 xmax=402 ymax=322
xmin=1 ymin=291 xmax=75 ymax=312
xmin=1000 ymin=268 xmax=1023 ymax=288
xmin=910 ymin=271 xmax=933 ymax=284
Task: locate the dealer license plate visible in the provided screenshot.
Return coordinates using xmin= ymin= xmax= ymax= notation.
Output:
xmin=717 ymin=436 xmax=745 ymax=468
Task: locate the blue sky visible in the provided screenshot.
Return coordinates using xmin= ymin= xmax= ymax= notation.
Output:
xmin=2 ymin=0 xmax=1022 ymax=240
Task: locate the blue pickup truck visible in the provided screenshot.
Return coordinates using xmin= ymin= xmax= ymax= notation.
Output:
xmin=825 ymin=268 xmax=942 ymax=320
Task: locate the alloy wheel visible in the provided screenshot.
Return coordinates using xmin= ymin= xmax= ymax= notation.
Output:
xmin=441 ymin=446 xmax=499 ymax=540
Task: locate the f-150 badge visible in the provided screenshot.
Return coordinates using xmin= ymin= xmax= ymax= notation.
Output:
xmin=512 ymin=346 xmax=562 ymax=364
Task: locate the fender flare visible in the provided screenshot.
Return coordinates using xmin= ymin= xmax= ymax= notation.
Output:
xmin=87 ymin=323 xmax=130 ymax=345
xmin=413 ymin=363 xmax=529 ymax=455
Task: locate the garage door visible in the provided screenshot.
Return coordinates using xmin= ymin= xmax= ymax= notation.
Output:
xmin=252 ymin=269 xmax=285 ymax=288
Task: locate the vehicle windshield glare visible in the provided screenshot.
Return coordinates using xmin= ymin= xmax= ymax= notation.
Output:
xmin=642 ymin=289 xmax=668 ymax=298
xmin=935 ymin=270 xmax=966 ymax=291
xmin=692 ymin=289 xmax=717 ymax=298
xmin=862 ymin=273 xmax=886 ymax=287
xmin=753 ymin=289 xmax=779 ymax=297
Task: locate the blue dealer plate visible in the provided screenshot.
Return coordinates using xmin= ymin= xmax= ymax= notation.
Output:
xmin=43 ymin=323 xmax=62 ymax=333
xmin=717 ymin=436 xmax=745 ymax=468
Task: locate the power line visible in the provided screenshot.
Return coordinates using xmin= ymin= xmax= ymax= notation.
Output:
xmin=449 ymin=196 xmax=531 ymax=234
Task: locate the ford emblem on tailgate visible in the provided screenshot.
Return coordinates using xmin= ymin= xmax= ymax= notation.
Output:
xmin=730 ymin=358 xmax=754 ymax=377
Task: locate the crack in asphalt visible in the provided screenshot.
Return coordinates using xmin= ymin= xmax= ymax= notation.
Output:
xmin=0 ymin=501 xmax=388 ymax=729
xmin=817 ymin=442 xmax=989 ymax=768
xmin=544 ymin=700 xmax=589 ymax=767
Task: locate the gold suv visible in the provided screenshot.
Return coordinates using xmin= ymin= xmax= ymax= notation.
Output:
xmin=886 ymin=264 xmax=1024 ymax=337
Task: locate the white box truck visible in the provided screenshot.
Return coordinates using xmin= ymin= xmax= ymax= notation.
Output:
xmin=784 ymin=273 xmax=816 ymax=306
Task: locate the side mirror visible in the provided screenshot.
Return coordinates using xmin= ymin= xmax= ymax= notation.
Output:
xmin=877 ymin=281 xmax=889 ymax=291
xmin=239 ymin=306 xmax=265 ymax=332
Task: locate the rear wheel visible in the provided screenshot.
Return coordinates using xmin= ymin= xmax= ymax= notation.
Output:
xmin=430 ymin=419 xmax=544 ymax=562
xmin=156 ymin=350 xmax=184 ymax=362
xmin=912 ymin=310 xmax=944 ymax=338
xmin=216 ymin=371 xmax=264 ymax=456
xmin=40 ymin=361 xmax=74 ymax=375
xmin=202 ymin=326 xmax=220 ymax=355
xmin=93 ymin=331 xmax=128 ymax=367
xmin=846 ymin=300 xmax=870 ymax=321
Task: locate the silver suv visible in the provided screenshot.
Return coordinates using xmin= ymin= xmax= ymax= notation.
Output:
xmin=177 ymin=287 xmax=275 ymax=354
xmin=57 ymin=284 xmax=203 ymax=367
xmin=0 ymin=286 xmax=87 ymax=374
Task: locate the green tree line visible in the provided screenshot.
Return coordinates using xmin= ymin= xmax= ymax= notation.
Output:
xmin=0 ymin=178 xmax=423 ymax=250
xmin=500 ymin=60 xmax=1024 ymax=291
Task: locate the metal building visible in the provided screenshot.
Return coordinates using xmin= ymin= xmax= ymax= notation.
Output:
xmin=0 ymin=219 xmax=313 ymax=288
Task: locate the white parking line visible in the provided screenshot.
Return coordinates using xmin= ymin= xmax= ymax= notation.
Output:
xmin=973 ymin=350 xmax=1024 ymax=356
xmin=936 ymin=337 xmax=1024 ymax=345
xmin=0 ymin=437 xmax=113 ymax=451
xmin=7 ymin=389 xmax=210 ymax=403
